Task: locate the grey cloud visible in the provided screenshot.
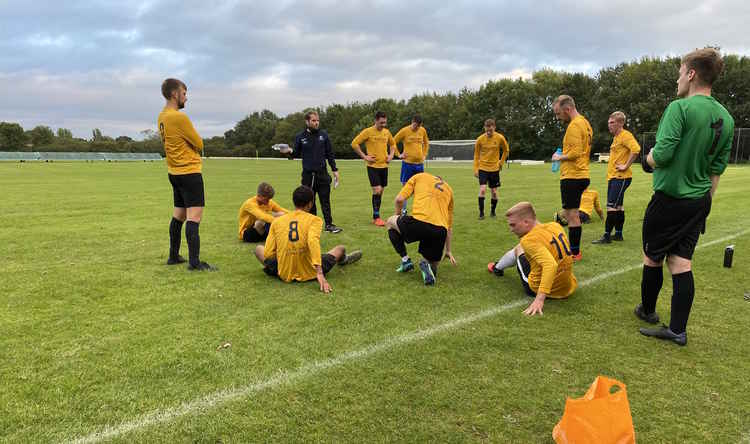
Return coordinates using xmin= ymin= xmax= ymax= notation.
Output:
xmin=1 ymin=0 xmax=749 ymax=138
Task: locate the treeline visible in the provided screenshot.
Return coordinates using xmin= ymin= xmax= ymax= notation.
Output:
xmin=2 ymin=53 xmax=748 ymax=159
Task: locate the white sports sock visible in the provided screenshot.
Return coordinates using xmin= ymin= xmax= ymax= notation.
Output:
xmin=495 ymin=248 xmax=516 ymax=270
xmin=402 ymin=256 xmax=410 ymax=262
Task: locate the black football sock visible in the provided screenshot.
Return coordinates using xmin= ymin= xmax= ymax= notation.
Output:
xmin=568 ymin=226 xmax=582 ymax=254
xmin=185 ymin=221 xmax=201 ymax=268
xmin=615 ymin=211 xmax=625 ymax=235
xmin=388 ymin=229 xmax=407 ymax=257
xmin=604 ymin=212 xmax=614 ymax=236
xmin=641 ymin=264 xmax=663 ymax=314
xmin=373 ymin=194 xmax=382 ymax=218
xmin=169 ymin=217 xmax=184 ymax=260
xmin=478 ymin=197 xmax=485 ymax=216
xmin=669 ymin=271 xmax=695 ymax=334
xmin=490 ymin=198 xmax=498 ymax=215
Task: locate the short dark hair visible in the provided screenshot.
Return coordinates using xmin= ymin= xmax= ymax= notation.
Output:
xmin=682 ymin=47 xmax=724 ymax=86
xmin=161 ymin=78 xmax=186 ymax=100
xmin=257 ymin=182 xmax=274 ymax=198
xmin=304 ymin=110 xmax=319 ymax=121
xmin=292 ymin=185 xmax=314 ymax=208
xmin=375 ymin=111 xmax=387 ymax=120
xmin=412 ymin=114 xmax=423 ymax=124
xmin=553 ymin=95 xmax=576 ymax=110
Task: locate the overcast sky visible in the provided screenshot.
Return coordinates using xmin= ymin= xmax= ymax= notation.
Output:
xmin=1 ymin=0 xmax=748 ymax=139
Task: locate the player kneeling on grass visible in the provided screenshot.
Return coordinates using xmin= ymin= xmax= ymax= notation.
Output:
xmin=554 ymin=188 xmax=603 ymax=226
xmin=386 ymin=172 xmax=456 ymax=286
xmin=238 ymin=182 xmax=288 ymax=243
xmin=254 ymin=186 xmax=361 ymax=293
xmin=489 ymin=202 xmax=577 ymax=316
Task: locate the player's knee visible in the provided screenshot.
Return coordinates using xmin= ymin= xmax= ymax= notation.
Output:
xmin=254 ymin=245 xmax=265 ymax=261
xmin=667 ymin=255 xmax=692 ymax=274
xmin=642 ymin=253 xmax=662 ymax=267
xmin=173 ymin=208 xmax=187 ymax=221
xmin=385 ymin=215 xmax=399 ymax=230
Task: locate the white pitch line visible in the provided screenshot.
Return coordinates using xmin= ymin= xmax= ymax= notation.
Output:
xmin=69 ymin=228 xmax=749 ymax=444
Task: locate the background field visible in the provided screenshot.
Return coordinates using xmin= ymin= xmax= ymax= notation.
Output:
xmin=1 ymin=159 xmax=748 ymax=443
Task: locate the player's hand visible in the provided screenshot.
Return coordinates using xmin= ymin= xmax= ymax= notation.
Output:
xmin=473 ymin=171 xmax=479 ymax=178
xmin=317 ymin=274 xmax=332 ymax=294
xmin=444 ymin=252 xmax=457 ymax=265
xmin=363 ymin=154 xmax=375 ymax=162
xmin=386 ymin=154 xmax=394 ymax=163
xmin=615 ymin=163 xmax=627 ymax=171
xmin=399 ymin=153 xmax=406 ymax=159
xmin=333 ymin=170 xmax=340 ymax=182
xmin=523 ymin=297 xmax=545 ymax=316
xmin=551 ymin=152 xmax=563 ymax=161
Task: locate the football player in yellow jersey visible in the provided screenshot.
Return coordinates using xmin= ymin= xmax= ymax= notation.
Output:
xmin=592 ymin=111 xmax=641 ymax=244
xmin=158 ymin=78 xmax=215 ymax=271
xmin=394 ymin=115 xmax=430 ymax=215
xmin=488 ymin=202 xmax=577 ymax=316
xmin=473 ymin=119 xmax=510 ymax=219
xmin=551 ymin=95 xmax=592 ymax=261
xmin=351 ymin=111 xmax=397 ymax=226
xmin=554 ymin=188 xmax=603 ymax=226
xmin=238 ymin=182 xmax=288 ymax=243
xmin=254 ymin=186 xmax=362 ymax=293
xmin=385 ymin=173 xmax=456 ymax=286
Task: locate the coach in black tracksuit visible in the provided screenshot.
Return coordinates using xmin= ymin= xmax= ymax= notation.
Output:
xmin=287 ymin=110 xmax=342 ymax=233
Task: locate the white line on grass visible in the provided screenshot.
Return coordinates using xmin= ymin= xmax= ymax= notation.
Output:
xmin=69 ymin=228 xmax=749 ymax=444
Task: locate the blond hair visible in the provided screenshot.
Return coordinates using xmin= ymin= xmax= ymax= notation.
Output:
xmin=484 ymin=118 xmax=496 ymax=128
xmin=609 ymin=111 xmax=626 ymax=124
xmin=505 ymin=201 xmax=536 ymax=220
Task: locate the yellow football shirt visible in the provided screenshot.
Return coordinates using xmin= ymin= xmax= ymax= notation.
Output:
xmin=560 ymin=115 xmax=592 ymax=180
xmin=607 ymin=129 xmax=641 ymax=180
xmin=351 ymin=126 xmax=396 ymax=168
xmin=264 ymin=210 xmax=324 ymax=282
xmin=578 ymin=189 xmax=601 ymax=217
xmin=473 ymin=132 xmax=509 ymax=173
xmin=238 ymin=196 xmax=288 ymax=239
xmin=398 ymin=173 xmax=454 ymax=229
xmin=520 ymin=222 xmax=577 ymax=298
xmin=394 ymin=125 xmax=429 ymax=164
xmin=157 ymin=107 xmax=204 ymax=175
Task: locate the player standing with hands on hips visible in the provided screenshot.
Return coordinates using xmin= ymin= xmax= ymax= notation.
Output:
xmin=351 ymin=111 xmax=397 ymax=226
xmin=635 ymin=47 xmax=734 ymax=346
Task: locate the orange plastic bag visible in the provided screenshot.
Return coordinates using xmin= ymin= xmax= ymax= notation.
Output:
xmin=552 ymin=376 xmax=636 ymax=444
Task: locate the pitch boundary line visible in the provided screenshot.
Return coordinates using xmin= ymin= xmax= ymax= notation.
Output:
xmin=69 ymin=228 xmax=749 ymax=443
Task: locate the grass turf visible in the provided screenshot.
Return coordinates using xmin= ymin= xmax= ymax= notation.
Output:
xmin=1 ymin=159 xmax=748 ymax=443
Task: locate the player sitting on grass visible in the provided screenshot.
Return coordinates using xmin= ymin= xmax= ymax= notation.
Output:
xmin=385 ymin=172 xmax=456 ymax=286
xmin=489 ymin=202 xmax=577 ymax=316
xmin=238 ymin=182 xmax=288 ymax=243
xmin=254 ymin=186 xmax=361 ymax=293
xmin=554 ymin=188 xmax=603 ymax=226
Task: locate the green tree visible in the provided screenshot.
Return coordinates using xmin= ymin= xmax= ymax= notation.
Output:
xmin=0 ymin=122 xmax=26 ymax=151
xmin=29 ymin=125 xmax=55 ymax=147
xmin=56 ymin=128 xmax=73 ymax=139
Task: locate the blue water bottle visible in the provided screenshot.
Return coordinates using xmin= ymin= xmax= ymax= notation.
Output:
xmin=551 ymin=147 xmax=562 ymax=172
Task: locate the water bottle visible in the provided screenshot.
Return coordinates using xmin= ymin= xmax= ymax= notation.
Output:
xmin=551 ymin=147 xmax=562 ymax=172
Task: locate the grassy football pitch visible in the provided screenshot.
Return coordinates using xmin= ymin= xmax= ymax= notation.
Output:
xmin=1 ymin=159 xmax=749 ymax=443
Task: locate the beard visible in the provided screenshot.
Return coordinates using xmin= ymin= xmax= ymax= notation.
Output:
xmin=178 ymin=100 xmax=186 ymax=109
